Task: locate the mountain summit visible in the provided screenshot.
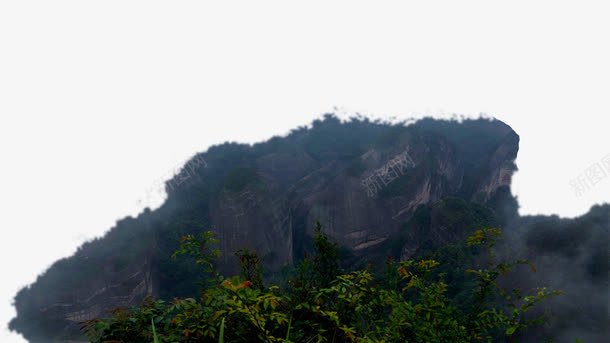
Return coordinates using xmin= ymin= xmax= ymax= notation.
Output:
xmin=10 ymin=115 xmax=607 ymax=343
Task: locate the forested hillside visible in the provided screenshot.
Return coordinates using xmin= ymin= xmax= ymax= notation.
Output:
xmin=10 ymin=115 xmax=608 ymax=342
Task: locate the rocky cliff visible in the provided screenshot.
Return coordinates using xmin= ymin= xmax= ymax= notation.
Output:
xmin=10 ymin=115 xmax=606 ymax=342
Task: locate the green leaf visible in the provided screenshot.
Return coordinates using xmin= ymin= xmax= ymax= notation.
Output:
xmin=218 ymin=316 xmax=225 ymax=343
xmin=151 ymin=318 xmax=160 ymax=343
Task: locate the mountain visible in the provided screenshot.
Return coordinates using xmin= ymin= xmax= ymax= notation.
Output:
xmin=10 ymin=115 xmax=608 ymax=342
xmin=497 ymin=204 xmax=609 ymax=342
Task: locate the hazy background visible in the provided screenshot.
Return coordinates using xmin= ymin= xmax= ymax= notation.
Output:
xmin=1 ymin=1 xmax=608 ymax=342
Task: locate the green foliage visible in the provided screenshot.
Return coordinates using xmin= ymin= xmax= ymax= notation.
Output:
xmin=152 ymin=318 xmax=160 ymax=343
xmin=312 ymin=221 xmax=341 ymax=288
xmin=85 ymin=226 xmax=560 ymax=343
xmin=12 ymin=116 xmax=603 ymax=343
xmin=219 ymin=317 xmax=225 ymax=343
xmin=172 ymin=231 xmax=222 ymax=288
xmin=236 ymin=248 xmax=264 ymax=290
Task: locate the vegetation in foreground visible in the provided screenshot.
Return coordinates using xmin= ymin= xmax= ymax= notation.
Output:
xmin=83 ymin=224 xmax=562 ymax=343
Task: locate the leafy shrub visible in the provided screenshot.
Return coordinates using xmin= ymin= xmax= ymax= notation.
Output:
xmin=84 ymin=226 xmax=560 ymax=343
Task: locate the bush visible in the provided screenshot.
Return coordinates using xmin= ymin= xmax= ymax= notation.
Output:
xmin=84 ymin=226 xmax=560 ymax=343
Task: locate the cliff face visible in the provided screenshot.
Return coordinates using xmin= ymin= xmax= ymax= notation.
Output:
xmin=11 ymin=116 xmax=523 ymax=341
xmin=201 ymin=117 xmax=519 ymax=275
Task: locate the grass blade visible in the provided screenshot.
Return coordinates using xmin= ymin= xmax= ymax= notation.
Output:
xmin=218 ymin=316 xmax=225 ymax=343
xmin=285 ymin=315 xmax=292 ymax=342
xmin=151 ymin=318 xmax=160 ymax=343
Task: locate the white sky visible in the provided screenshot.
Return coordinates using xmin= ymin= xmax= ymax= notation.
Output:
xmin=0 ymin=1 xmax=608 ymax=342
